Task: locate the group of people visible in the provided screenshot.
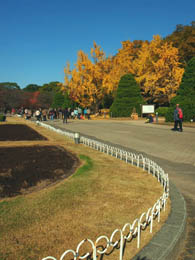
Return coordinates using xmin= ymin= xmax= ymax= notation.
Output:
xmin=19 ymin=107 xmax=92 ymax=124
xmin=10 ymin=104 xmax=184 ymax=131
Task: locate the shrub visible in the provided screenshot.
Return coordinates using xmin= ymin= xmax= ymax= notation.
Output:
xmin=110 ymin=74 xmax=145 ymax=117
xmin=156 ymin=107 xmax=169 ymax=117
xmin=165 ymin=108 xmax=174 ymax=122
xmin=0 ymin=114 xmax=6 ymax=122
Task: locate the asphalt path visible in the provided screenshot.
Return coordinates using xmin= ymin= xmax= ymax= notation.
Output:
xmin=48 ymin=119 xmax=195 ymax=259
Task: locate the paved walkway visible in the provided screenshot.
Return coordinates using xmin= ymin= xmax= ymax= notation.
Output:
xmin=46 ymin=119 xmax=195 ymax=259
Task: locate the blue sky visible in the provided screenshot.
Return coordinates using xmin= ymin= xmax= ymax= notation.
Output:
xmin=0 ymin=0 xmax=194 ymax=89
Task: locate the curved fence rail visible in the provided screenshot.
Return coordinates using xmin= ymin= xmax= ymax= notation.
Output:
xmin=38 ymin=122 xmax=169 ymax=260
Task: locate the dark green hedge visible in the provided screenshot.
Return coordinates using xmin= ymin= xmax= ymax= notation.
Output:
xmin=0 ymin=114 xmax=6 ymax=122
xmin=156 ymin=107 xmax=169 ymax=117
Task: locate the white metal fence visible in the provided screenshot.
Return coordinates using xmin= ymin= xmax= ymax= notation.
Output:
xmin=38 ymin=122 xmax=169 ymax=260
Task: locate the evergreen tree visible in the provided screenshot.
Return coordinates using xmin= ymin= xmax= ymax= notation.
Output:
xmin=62 ymin=92 xmax=71 ymax=108
xmin=166 ymin=57 xmax=195 ymax=121
xmin=23 ymin=84 xmax=40 ymax=92
xmin=52 ymin=92 xmax=64 ymax=108
xmin=0 ymin=82 xmax=20 ymax=90
xmin=109 ymin=74 xmax=144 ymax=117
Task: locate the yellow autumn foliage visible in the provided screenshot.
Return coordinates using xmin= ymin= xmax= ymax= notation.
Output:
xmin=62 ymin=36 xmax=184 ymax=108
xmin=63 ymin=42 xmax=113 ymax=110
xmin=134 ymin=35 xmax=184 ymax=103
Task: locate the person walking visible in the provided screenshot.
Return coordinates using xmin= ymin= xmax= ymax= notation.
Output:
xmin=87 ymin=107 xmax=91 ymax=120
xmin=172 ymin=104 xmax=183 ymax=132
xmin=74 ymin=108 xmax=78 ymax=119
xmin=35 ymin=109 xmax=41 ymax=121
xmin=78 ymin=107 xmax=82 ymax=119
xmin=63 ymin=108 xmax=68 ymax=124
xmin=42 ymin=109 xmax=47 ymax=121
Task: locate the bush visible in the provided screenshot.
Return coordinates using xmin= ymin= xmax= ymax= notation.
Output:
xmin=165 ymin=108 xmax=174 ymax=122
xmin=110 ymin=74 xmax=145 ymax=117
xmin=0 ymin=114 xmax=6 ymax=122
xmin=156 ymin=107 xmax=169 ymax=117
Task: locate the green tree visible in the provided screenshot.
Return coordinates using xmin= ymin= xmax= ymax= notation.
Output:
xmin=110 ymin=74 xmax=144 ymax=117
xmin=0 ymin=82 xmax=20 ymax=90
xmin=23 ymin=84 xmax=41 ymax=92
xmin=165 ymin=57 xmax=195 ymax=121
xmin=165 ymin=21 xmax=195 ymax=65
xmin=52 ymin=92 xmax=64 ymax=108
xmin=39 ymin=81 xmax=61 ymax=93
xmin=62 ymin=92 xmax=72 ymax=108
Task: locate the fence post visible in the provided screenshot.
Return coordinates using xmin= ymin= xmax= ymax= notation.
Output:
xmin=137 ymin=221 xmax=141 ymax=248
xmin=119 ymin=231 xmax=124 ymax=260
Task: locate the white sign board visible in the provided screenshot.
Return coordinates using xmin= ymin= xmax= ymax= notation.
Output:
xmin=142 ymin=105 xmax=155 ymax=114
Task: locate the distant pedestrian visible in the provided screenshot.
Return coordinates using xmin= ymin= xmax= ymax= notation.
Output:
xmin=71 ymin=110 xmax=75 ymax=119
xmin=74 ymin=108 xmax=78 ymax=119
xmin=172 ymin=104 xmax=183 ymax=132
xmin=35 ymin=109 xmax=41 ymax=121
xmin=42 ymin=109 xmax=47 ymax=121
xmin=84 ymin=108 xmax=87 ymax=119
xmin=87 ymin=108 xmax=91 ymax=120
xmin=63 ymin=108 xmax=68 ymax=124
xmin=49 ymin=109 xmax=54 ymax=120
xmin=78 ymin=107 xmax=82 ymax=119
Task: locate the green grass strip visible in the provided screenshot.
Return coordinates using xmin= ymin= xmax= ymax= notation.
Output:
xmin=73 ymin=154 xmax=93 ymax=178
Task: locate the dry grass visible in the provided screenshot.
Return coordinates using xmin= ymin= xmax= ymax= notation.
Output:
xmin=0 ymin=117 xmax=170 ymax=260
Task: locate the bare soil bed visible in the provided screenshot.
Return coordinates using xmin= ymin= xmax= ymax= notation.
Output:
xmin=0 ymin=145 xmax=79 ymax=198
xmin=0 ymin=123 xmax=79 ymax=198
xmin=0 ymin=124 xmax=47 ymax=141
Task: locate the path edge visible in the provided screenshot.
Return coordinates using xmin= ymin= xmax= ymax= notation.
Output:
xmin=132 ymin=181 xmax=187 ymax=260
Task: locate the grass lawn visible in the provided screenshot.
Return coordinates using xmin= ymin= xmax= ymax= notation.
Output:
xmin=0 ymin=117 xmax=170 ymax=260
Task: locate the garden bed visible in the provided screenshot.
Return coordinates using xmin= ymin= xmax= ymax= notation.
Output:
xmin=0 ymin=145 xmax=79 ymax=198
xmin=0 ymin=124 xmax=47 ymax=141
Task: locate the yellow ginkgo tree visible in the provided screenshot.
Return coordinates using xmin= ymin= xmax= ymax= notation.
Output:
xmin=62 ymin=36 xmax=184 ymax=109
xmin=134 ymin=35 xmax=184 ymax=104
xmin=102 ymin=40 xmax=145 ymax=96
xmin=63 ymin=42 xmax=113 ymax=111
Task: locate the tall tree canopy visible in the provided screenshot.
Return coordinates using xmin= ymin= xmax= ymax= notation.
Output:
xmin=0 ymin=82 xmax=20 ymax=90
xmin=134 ymin=35 xmax=184 ymax=104
xmin=63 ymin=36 xmax=184 ymax=108
xmin=23 ymin=84 xmax=41 ymax=92
xmin=103 ymin=40 xmax=146 ymax=95
xmin=63 ymin=42 xmax=113 ymax=111
xmin=165 ymin=21 xmax=195 ymax=65
xmin=39 ymin=81 xmax=61 ymax=93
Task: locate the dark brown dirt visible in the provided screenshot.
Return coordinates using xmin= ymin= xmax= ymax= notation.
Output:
xmin=0 ymin=124 xmax=47 ymax=141
xmin=0 ymin=145 xmax=79 ymax=198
